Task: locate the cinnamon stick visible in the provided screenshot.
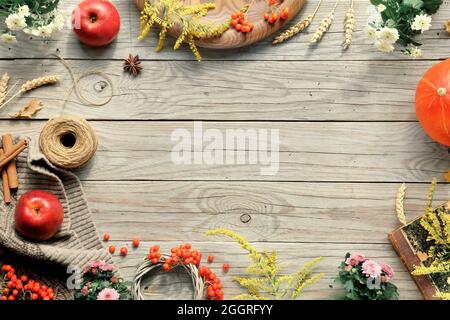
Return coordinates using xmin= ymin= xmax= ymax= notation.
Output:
xmin=2 ymin=134 xmax=18 ymax=189
xmin=0 ymin=139 xmax=27 ymax=171
xmin=0 ymin=149 xmax=11 ymax=204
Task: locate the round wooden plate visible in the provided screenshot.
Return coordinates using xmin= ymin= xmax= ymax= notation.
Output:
xmin=135 ymin=0 xmax=306 ymax=49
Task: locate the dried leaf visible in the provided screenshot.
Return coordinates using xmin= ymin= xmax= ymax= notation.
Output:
xmin=444 ymin=170 xmax=450 ymax=182
xmin=417 ymin=251 xmax=429 ymax=262
xmin=11 ymin=100 xmax=43 ymax=119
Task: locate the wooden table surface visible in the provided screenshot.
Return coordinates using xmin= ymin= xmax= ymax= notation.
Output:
xmin=1 ymin=0 xmax=450 ymax=300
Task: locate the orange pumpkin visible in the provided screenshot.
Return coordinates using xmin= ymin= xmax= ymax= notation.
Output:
xmin=416 ymin=58 xmax=450 ymax=146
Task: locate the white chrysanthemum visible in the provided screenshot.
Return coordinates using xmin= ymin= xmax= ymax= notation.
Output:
xmin=0 ymin=33 xmax=17 ymax=44
xmin=410 ymin=47 xmax=422 ymax=58
xmin=411 ymin=14 xmax=432 ymax=33
xmin=365 ymin=26 xmax=378 ymax=40
xmin=51 ymin=11 xmax=66 ymax=32
xmin=374 ymin=40 xmax=395 ymax=53
xmin=36 ymin=25 xmax=53 ymax=38
xmin=17 ymin=5 xmax=30 ymax=17
xmin=377 ymin=4 xmax=386 ymax=13
xmin=377 ymin=27 xmax=399 ymax=44
xmin=5 ymin=13 xmax=27 ymax=31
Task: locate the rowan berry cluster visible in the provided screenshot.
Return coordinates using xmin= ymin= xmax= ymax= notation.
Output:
xmin=1 ymin=264 xmax=55 ymax=300
xmin=230 ymin=11 xmax=254 ymax=33
xmin=264 ymin=0 xmax=289 ymax=24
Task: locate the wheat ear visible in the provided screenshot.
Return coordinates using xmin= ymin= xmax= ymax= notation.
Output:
xmin=395 ymin=183 xmax=407 ymax=226
xmin=273 ymin=0 xmax=323 ymax=45
xmin=0 ymin=75 xmax=59 ymax=111
xmin=0 ymin=73 xmax=9 ymax=106
xmin=343 ymin=0 xmax=355 ymax=49
xmin=310 ymin=0 xmax=340 ymax=44
xmin=20 ymin=75 xmax=59 ymax=93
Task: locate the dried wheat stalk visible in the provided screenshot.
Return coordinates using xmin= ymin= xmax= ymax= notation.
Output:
xmin=396 ymin=183 xmax=407 ymax=226
xmin=0 ymin=73 xmax=10 ymax=106
xmin=310 ymin=0 xmax=339 ymax=44
xmin=343 ymin=1 xmax=355 ymax=49
xmin=20 ymin=75 xmax=59 ymax=93
xmin=0 ymin=75 xmax=59 ymax=112
xmin=273 ymin=0 xmax=323 ymax=45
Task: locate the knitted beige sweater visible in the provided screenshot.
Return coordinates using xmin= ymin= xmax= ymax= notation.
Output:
xmin=0 ymin=138 xmax=111 ymax=299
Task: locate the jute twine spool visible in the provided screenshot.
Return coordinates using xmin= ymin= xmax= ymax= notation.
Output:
xmin=39 ymin=116 xmax=98 ymax=169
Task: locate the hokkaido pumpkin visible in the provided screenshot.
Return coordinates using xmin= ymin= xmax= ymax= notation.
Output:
xmin=416 ymin=58 xmax=450 ymax=146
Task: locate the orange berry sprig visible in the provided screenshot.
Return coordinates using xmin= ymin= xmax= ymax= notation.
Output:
xmin=264 ymin=0 xmax=289 ymax=25
xmin=230 ymin=11 xmax=254 ymax=33
xmin=264 ymin=7 xmax=289 ymax=24
xmin=198 ymin=265 xmax=224 ymax=300
xmin=148 ymin=245 xmax=162 ymax=265
xmin=1 ymin=264 xmax=55 ymax=300
xmin=147 ymin=244 xmax=224 ymax=300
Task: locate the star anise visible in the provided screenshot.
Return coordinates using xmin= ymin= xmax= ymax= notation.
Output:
xmin=123 ymin=54 xmax=142 ymax=76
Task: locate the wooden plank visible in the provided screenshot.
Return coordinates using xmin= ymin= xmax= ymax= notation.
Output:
xmin=110 ymin=241 xmax=423 ymax=300
xmin=0 ymin=0 xmax=448 ymax=61
xmin=0 ymin=59 xmax=441 ymax=121
xmin=85 ymin=181 xmax=450 ymax=244
xmin=1 ymin=120 xmax=449 ymax=181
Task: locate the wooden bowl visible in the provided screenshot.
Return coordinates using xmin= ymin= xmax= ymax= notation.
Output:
xmin=134 ymin=0 xmax=306 ymax=49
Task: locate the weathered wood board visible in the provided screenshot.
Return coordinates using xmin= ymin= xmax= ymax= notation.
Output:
xmin=0 ymin=0 xmax=449 ymax=300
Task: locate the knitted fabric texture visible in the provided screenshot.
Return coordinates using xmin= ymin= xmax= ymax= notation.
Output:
xmin=0 ymin=137 xmax=111 ymax=299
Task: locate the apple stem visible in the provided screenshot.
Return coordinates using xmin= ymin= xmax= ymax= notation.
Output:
xmin=438 ymin=87 xmax=447 ymax=97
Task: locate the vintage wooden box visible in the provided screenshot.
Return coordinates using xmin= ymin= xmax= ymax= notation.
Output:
xmin=389 ymin=201 xmax=450 ymax=300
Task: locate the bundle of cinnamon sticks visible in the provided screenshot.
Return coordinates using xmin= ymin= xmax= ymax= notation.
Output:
xmin=0 ymin=135 xmax=28 ymax=204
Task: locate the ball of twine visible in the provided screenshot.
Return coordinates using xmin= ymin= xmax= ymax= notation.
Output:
xmin=39 ymin=115 xmax=98 ymax=169
xmin=133 ymin=255 xmax=205 ymax=300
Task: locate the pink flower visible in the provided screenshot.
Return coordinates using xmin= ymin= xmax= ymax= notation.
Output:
xmin=344 ymin=265 xmax=353 ymax=271
xmin=345 ymin=253 xmax=367 ymax=266
xmin=381 ymin=263 xmax=395 ymax=279
xmin=97 ymin=288 xmax=120 ymax=300
xmin=362 ymin=260 xmax=382 ymax=278
xmin=81 ymin=286 xmax=89 ymax=296
xmin=100 ymin=263 xmax=115 ymax=272
xmin=111 ymin=276 xmax=118 ymax=284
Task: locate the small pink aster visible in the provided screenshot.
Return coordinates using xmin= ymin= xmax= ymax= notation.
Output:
xmin=381 ymin=263 xmax=395 ymax=279
xmin=81 ymin=286 xmax=89 ymax=296
xmin=345 ymin=253 xmax=367 ymax=266
xmin=100 ymin=263 xmax=115 ymax=272
xmin=97 ymin=288 xmax=120 ymax=300
xmin=362 ymin=260 xmax=382 ymax=278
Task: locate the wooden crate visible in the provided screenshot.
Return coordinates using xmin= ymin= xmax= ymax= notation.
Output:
xmin=389 ymin=201 xmax=450 ymax=300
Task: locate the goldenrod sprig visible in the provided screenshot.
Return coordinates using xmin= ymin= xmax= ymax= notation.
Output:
xmin=206 ymin=228 xmax=323 ymax=300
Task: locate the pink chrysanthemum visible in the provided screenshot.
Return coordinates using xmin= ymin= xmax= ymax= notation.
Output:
xmin=361 ymin=260 xmax=382 ymax=278
xmin=97 ymin=288 xmax=120 ymax=300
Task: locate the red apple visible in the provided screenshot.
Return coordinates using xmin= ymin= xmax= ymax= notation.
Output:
xmin=15 ymin=190 xmax=64 ymax=242
xmin=71 ymin=0 xmax=120 ymax=47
